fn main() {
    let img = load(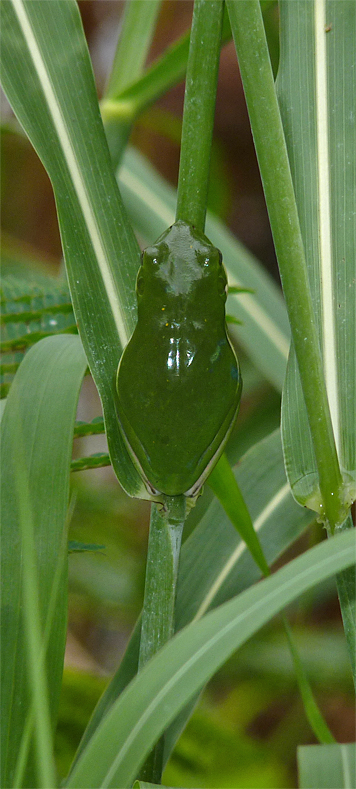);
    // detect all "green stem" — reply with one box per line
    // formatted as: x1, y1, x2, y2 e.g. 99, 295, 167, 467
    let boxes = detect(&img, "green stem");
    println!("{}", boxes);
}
138, 495, 186, 783
175, 0, 224, 232
226, 0, 345, 528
